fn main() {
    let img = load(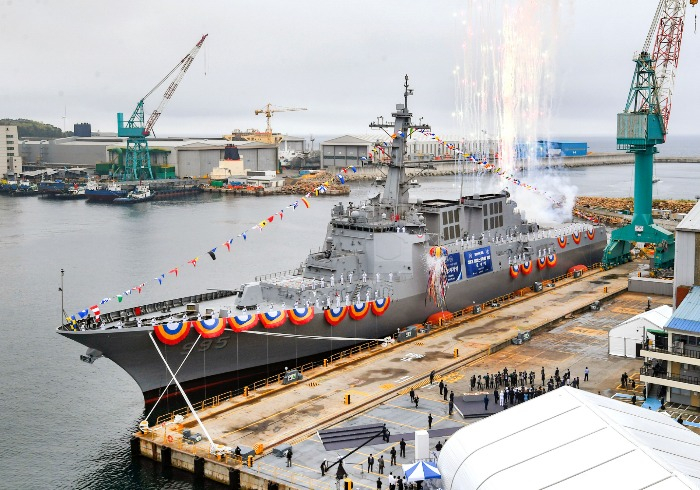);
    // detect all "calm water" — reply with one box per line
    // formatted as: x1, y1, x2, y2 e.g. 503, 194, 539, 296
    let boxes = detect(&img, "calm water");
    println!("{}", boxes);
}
1, 164, 699, 488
